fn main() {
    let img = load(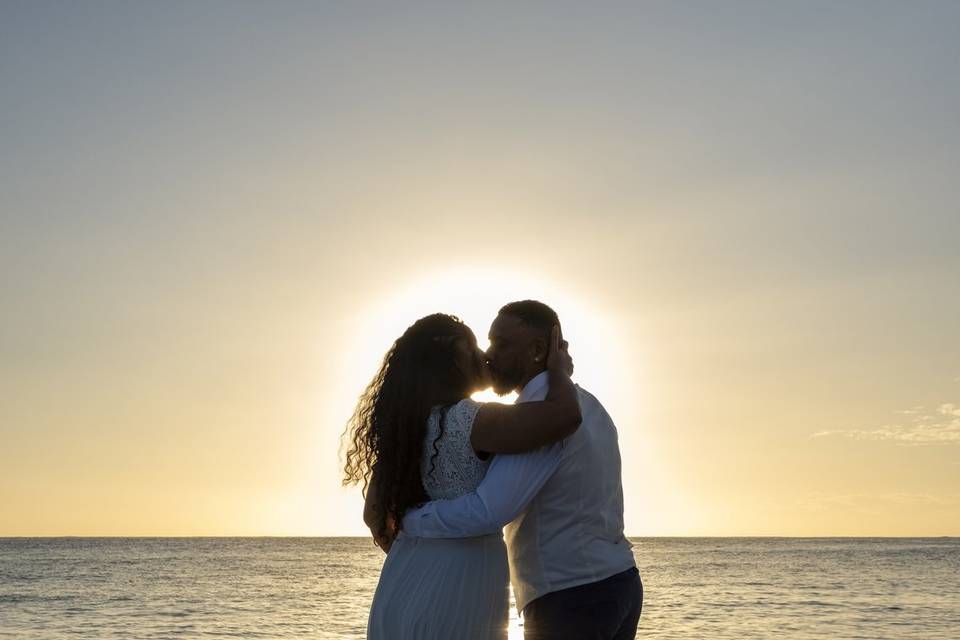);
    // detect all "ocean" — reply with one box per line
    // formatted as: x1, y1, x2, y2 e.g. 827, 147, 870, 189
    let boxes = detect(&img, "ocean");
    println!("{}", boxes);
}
1, 537, 957, 639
